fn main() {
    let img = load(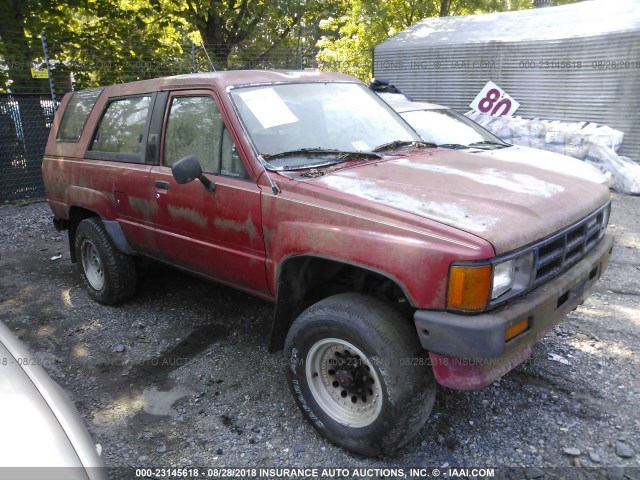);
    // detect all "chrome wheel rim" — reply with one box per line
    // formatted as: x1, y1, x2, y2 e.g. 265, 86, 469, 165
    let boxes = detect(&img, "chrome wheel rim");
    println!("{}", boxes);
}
306, 338, 382, 427
81, 240, 104, 290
